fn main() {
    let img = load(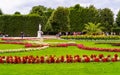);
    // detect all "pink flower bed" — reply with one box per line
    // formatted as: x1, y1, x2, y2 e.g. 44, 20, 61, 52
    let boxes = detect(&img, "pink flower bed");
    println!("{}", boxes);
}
0, 54, 119, 64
